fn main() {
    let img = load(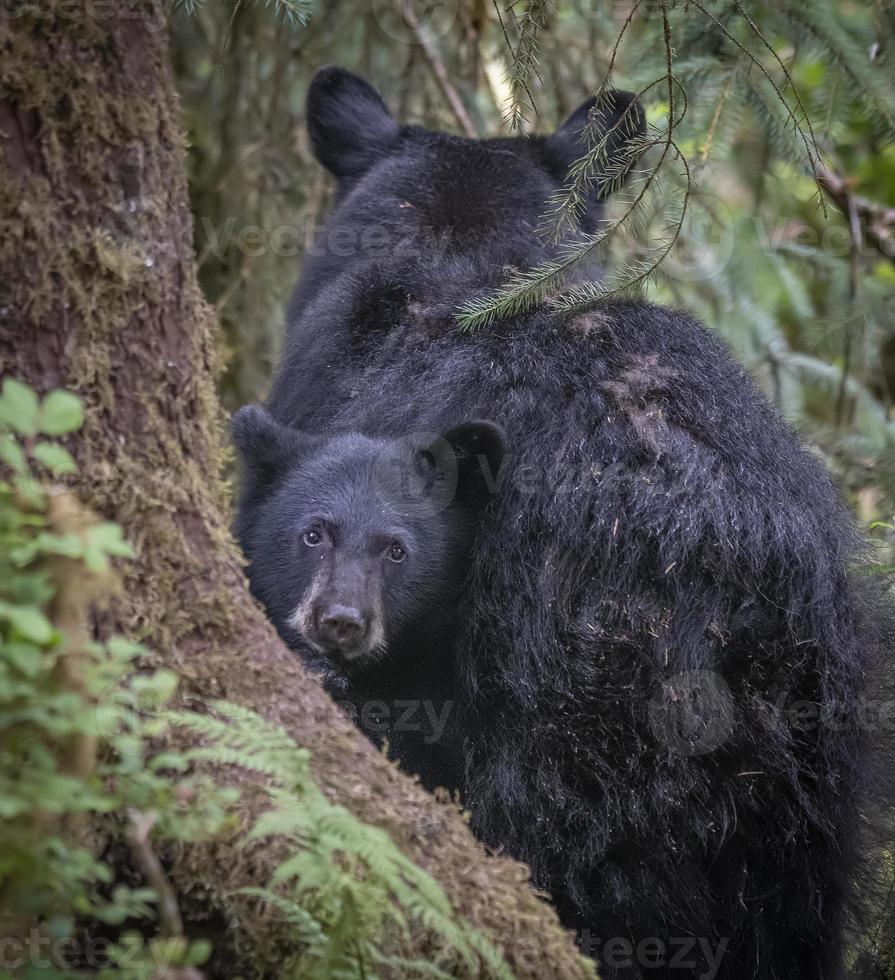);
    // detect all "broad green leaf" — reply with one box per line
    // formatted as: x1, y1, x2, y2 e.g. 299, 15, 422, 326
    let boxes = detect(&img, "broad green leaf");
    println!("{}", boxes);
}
0, 433, 26, 472
33, 532, 84, 558
142, 669, 179, 705
90, 522, 134, 555
3, 641, 43, 678
0, 379, 39, 437
31, 442, 77, 475
13, 473, 45, 509
0, 797, 28, 818
183, 939, 213, 967
39, 389, 84, 436
84, 523, 134, 570
107, 637, 143, 659
0, 601, 54, 644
